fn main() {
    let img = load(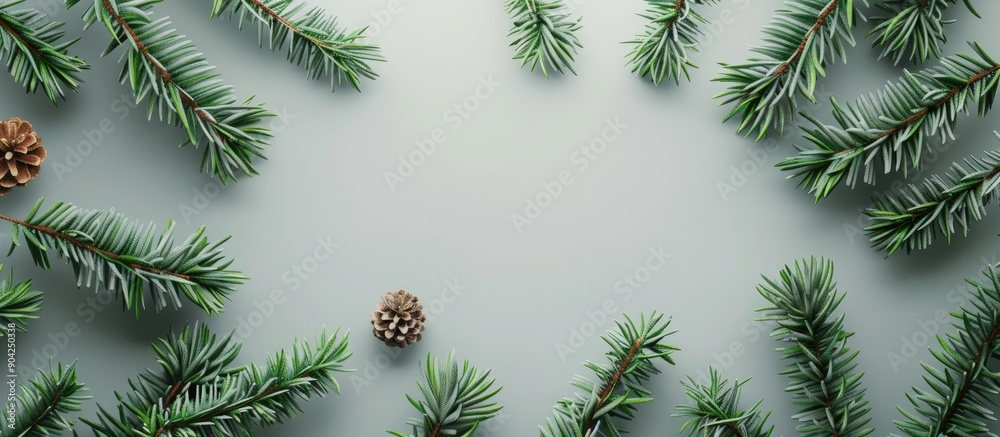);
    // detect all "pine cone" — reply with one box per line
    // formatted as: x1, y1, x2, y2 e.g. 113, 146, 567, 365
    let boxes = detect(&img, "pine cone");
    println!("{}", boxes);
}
0, 118, 45, 195
371, 290, 426, 348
